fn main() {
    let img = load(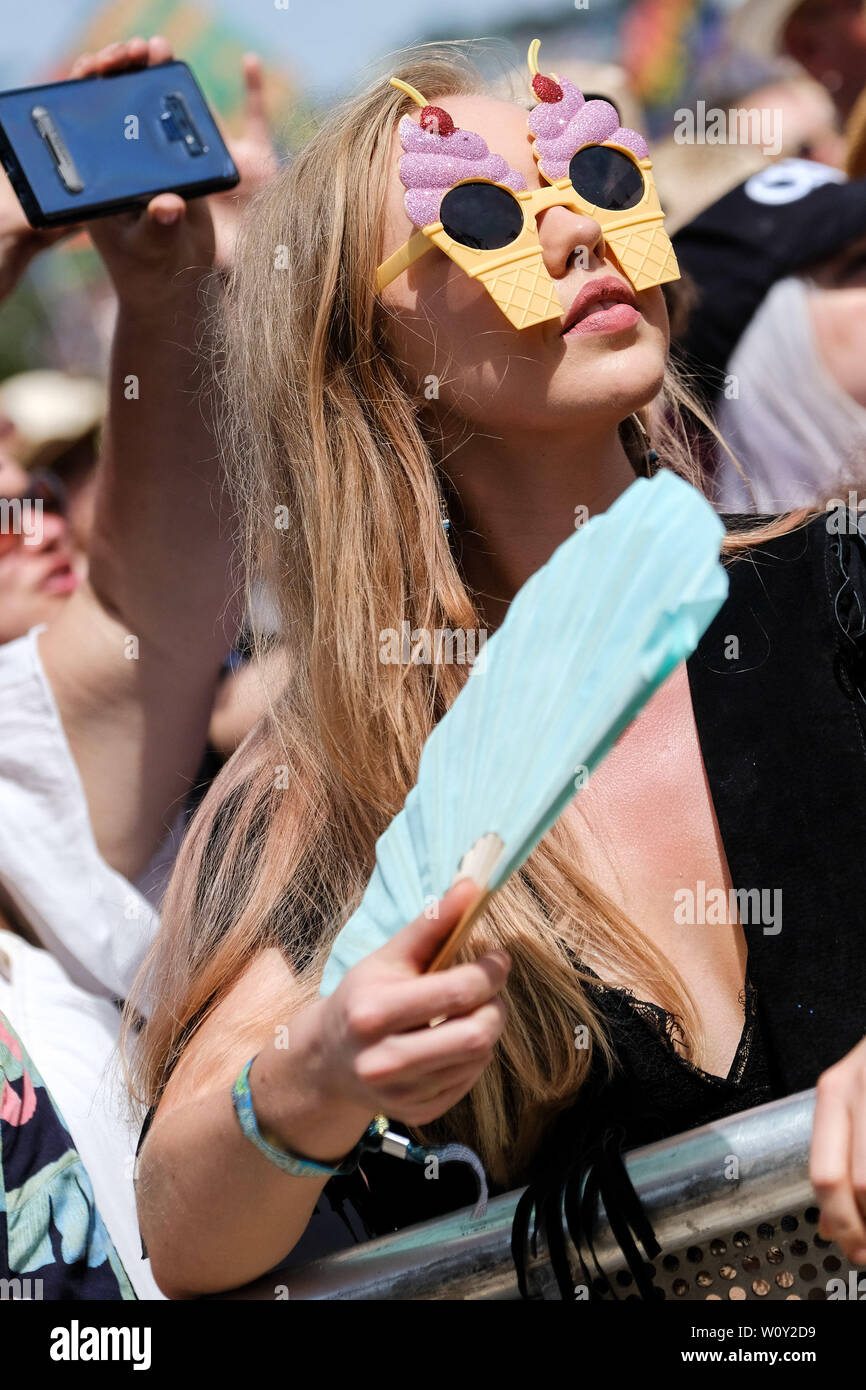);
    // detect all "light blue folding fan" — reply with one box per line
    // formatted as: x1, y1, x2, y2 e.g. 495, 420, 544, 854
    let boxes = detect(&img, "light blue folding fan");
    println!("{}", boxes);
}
320, 469, 728, 993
